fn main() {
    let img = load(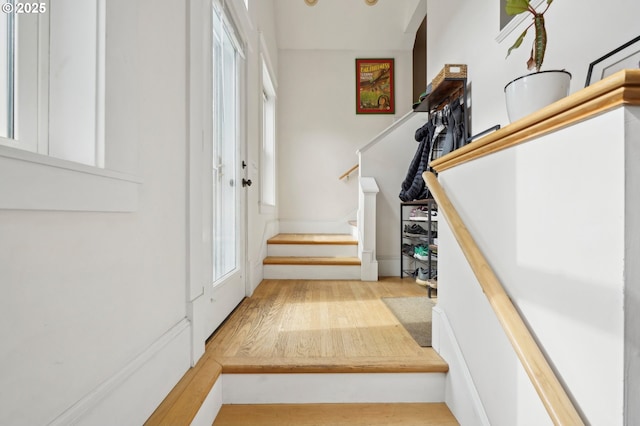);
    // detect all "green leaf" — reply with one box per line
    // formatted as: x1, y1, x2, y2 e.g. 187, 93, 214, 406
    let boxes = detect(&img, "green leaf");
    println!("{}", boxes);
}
505, 0, 531, 16
506, 28, 528, 58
